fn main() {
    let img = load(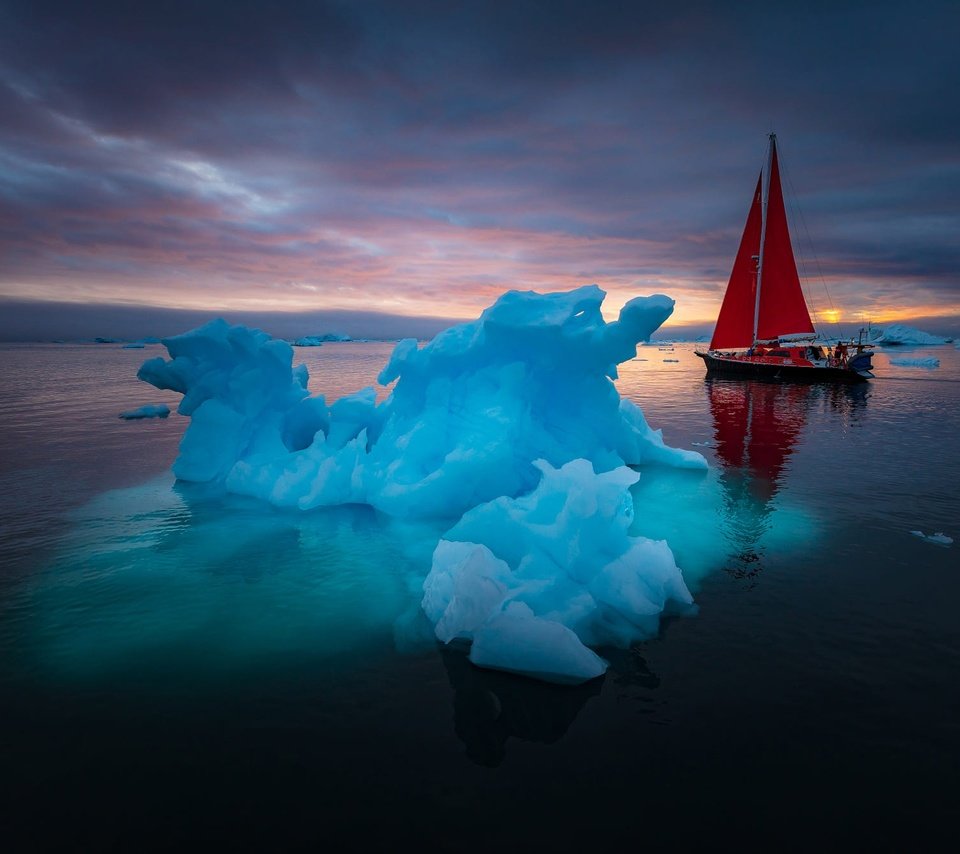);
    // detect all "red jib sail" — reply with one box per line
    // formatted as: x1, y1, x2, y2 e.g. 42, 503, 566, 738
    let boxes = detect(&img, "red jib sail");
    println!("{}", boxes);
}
710, 137, 815, 350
